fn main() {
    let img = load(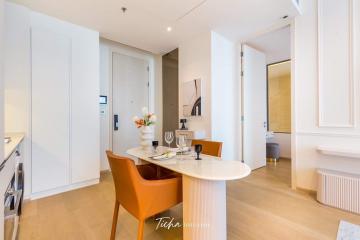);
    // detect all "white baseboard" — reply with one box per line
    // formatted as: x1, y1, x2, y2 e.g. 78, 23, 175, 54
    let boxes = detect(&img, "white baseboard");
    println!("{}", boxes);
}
28, 178, 99, 200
